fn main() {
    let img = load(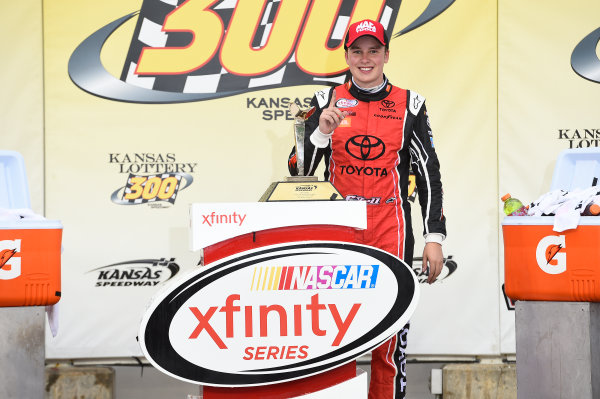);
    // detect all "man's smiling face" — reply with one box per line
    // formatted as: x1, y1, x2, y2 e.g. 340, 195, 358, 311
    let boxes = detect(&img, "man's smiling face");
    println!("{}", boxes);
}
345, 36, 389, 88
